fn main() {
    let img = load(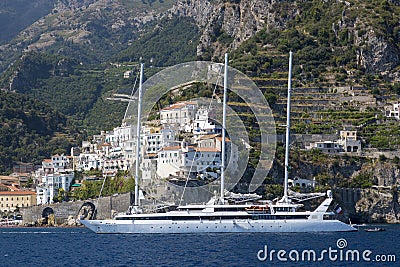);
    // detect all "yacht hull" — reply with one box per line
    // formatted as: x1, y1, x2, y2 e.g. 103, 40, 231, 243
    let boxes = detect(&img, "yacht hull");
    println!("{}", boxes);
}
80, 219, 356, 234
